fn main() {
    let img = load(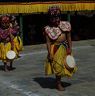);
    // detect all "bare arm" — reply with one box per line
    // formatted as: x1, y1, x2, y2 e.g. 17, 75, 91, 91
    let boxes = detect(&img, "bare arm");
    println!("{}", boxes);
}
46, 34, 51, 56
66, 31, 72, 54
44, 31, 53, 61
67, 32, 72, 49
